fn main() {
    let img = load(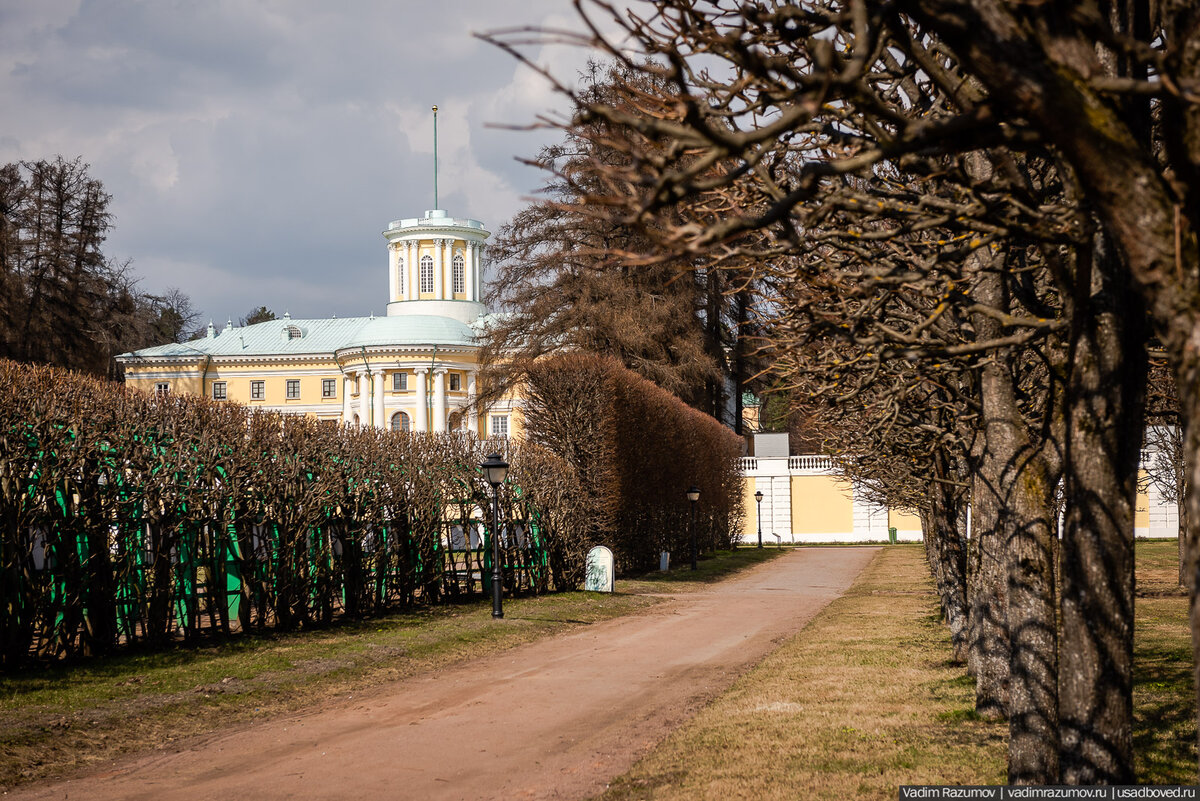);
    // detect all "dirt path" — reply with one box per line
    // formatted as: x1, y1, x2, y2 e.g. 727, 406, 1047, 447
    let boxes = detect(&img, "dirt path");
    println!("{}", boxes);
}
16, 547, 878, 801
